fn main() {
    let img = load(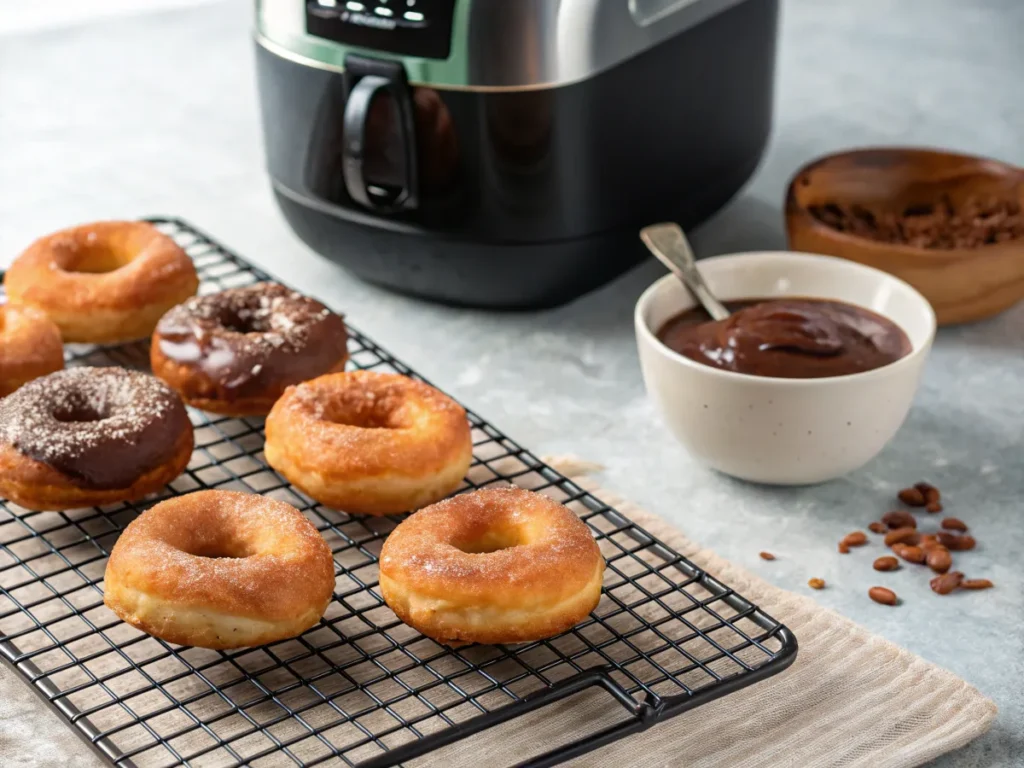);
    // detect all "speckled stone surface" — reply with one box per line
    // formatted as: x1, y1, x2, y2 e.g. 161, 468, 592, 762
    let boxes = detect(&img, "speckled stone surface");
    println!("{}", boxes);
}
0, 1, 1021, 765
